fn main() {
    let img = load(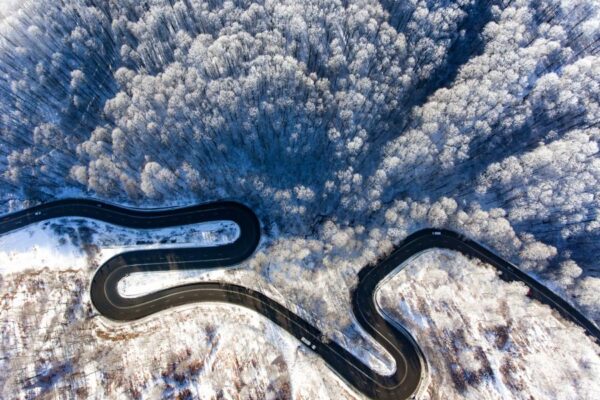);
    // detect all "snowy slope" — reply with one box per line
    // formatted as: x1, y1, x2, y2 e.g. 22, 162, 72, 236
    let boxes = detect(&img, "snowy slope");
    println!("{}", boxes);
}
377, 249, 600, 400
